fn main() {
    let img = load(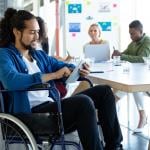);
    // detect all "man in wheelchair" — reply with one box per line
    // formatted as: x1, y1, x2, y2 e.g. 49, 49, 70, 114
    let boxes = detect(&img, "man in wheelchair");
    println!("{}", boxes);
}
0, 8, 123, 150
